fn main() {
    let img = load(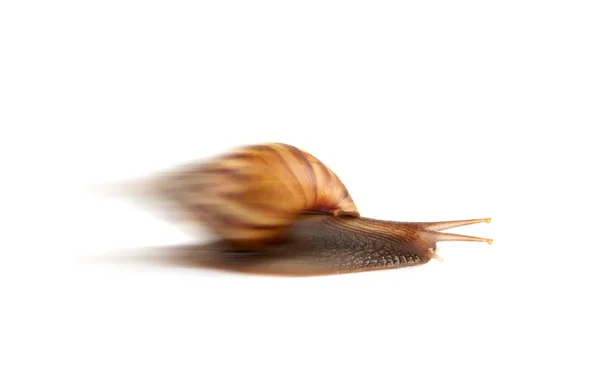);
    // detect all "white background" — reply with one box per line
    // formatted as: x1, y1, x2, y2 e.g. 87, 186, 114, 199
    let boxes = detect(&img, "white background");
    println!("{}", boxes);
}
1, 1, 599, 383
